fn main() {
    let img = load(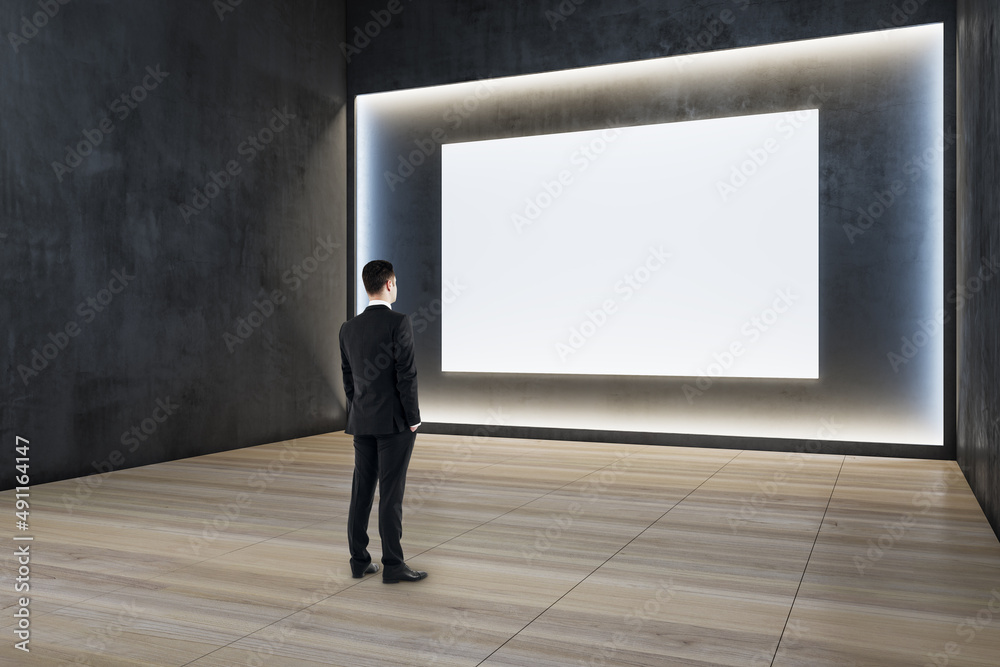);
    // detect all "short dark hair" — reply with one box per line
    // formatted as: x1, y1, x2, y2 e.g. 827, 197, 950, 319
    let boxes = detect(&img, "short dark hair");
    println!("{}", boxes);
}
362, 260, 395, 296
